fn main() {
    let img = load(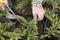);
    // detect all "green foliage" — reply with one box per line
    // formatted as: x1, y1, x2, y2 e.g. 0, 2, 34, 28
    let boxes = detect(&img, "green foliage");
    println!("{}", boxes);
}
0, 22, 15, 40
0, 15, 38, 40
15, 0, 31, 10
44, 0, 60, 9
40, 0, 60, 39
40, 9, 60, 39
0, 9, 4, 16
0, 22, 14, 31
17, 16, 38, 40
